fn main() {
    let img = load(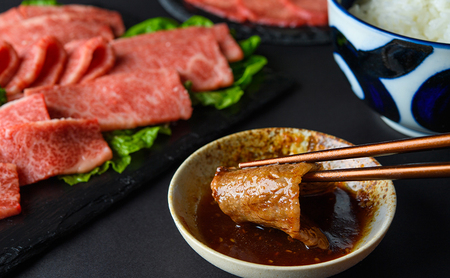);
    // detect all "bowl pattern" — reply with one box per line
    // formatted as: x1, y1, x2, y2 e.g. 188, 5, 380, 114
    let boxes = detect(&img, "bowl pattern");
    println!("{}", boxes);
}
329, 0, 450, 136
